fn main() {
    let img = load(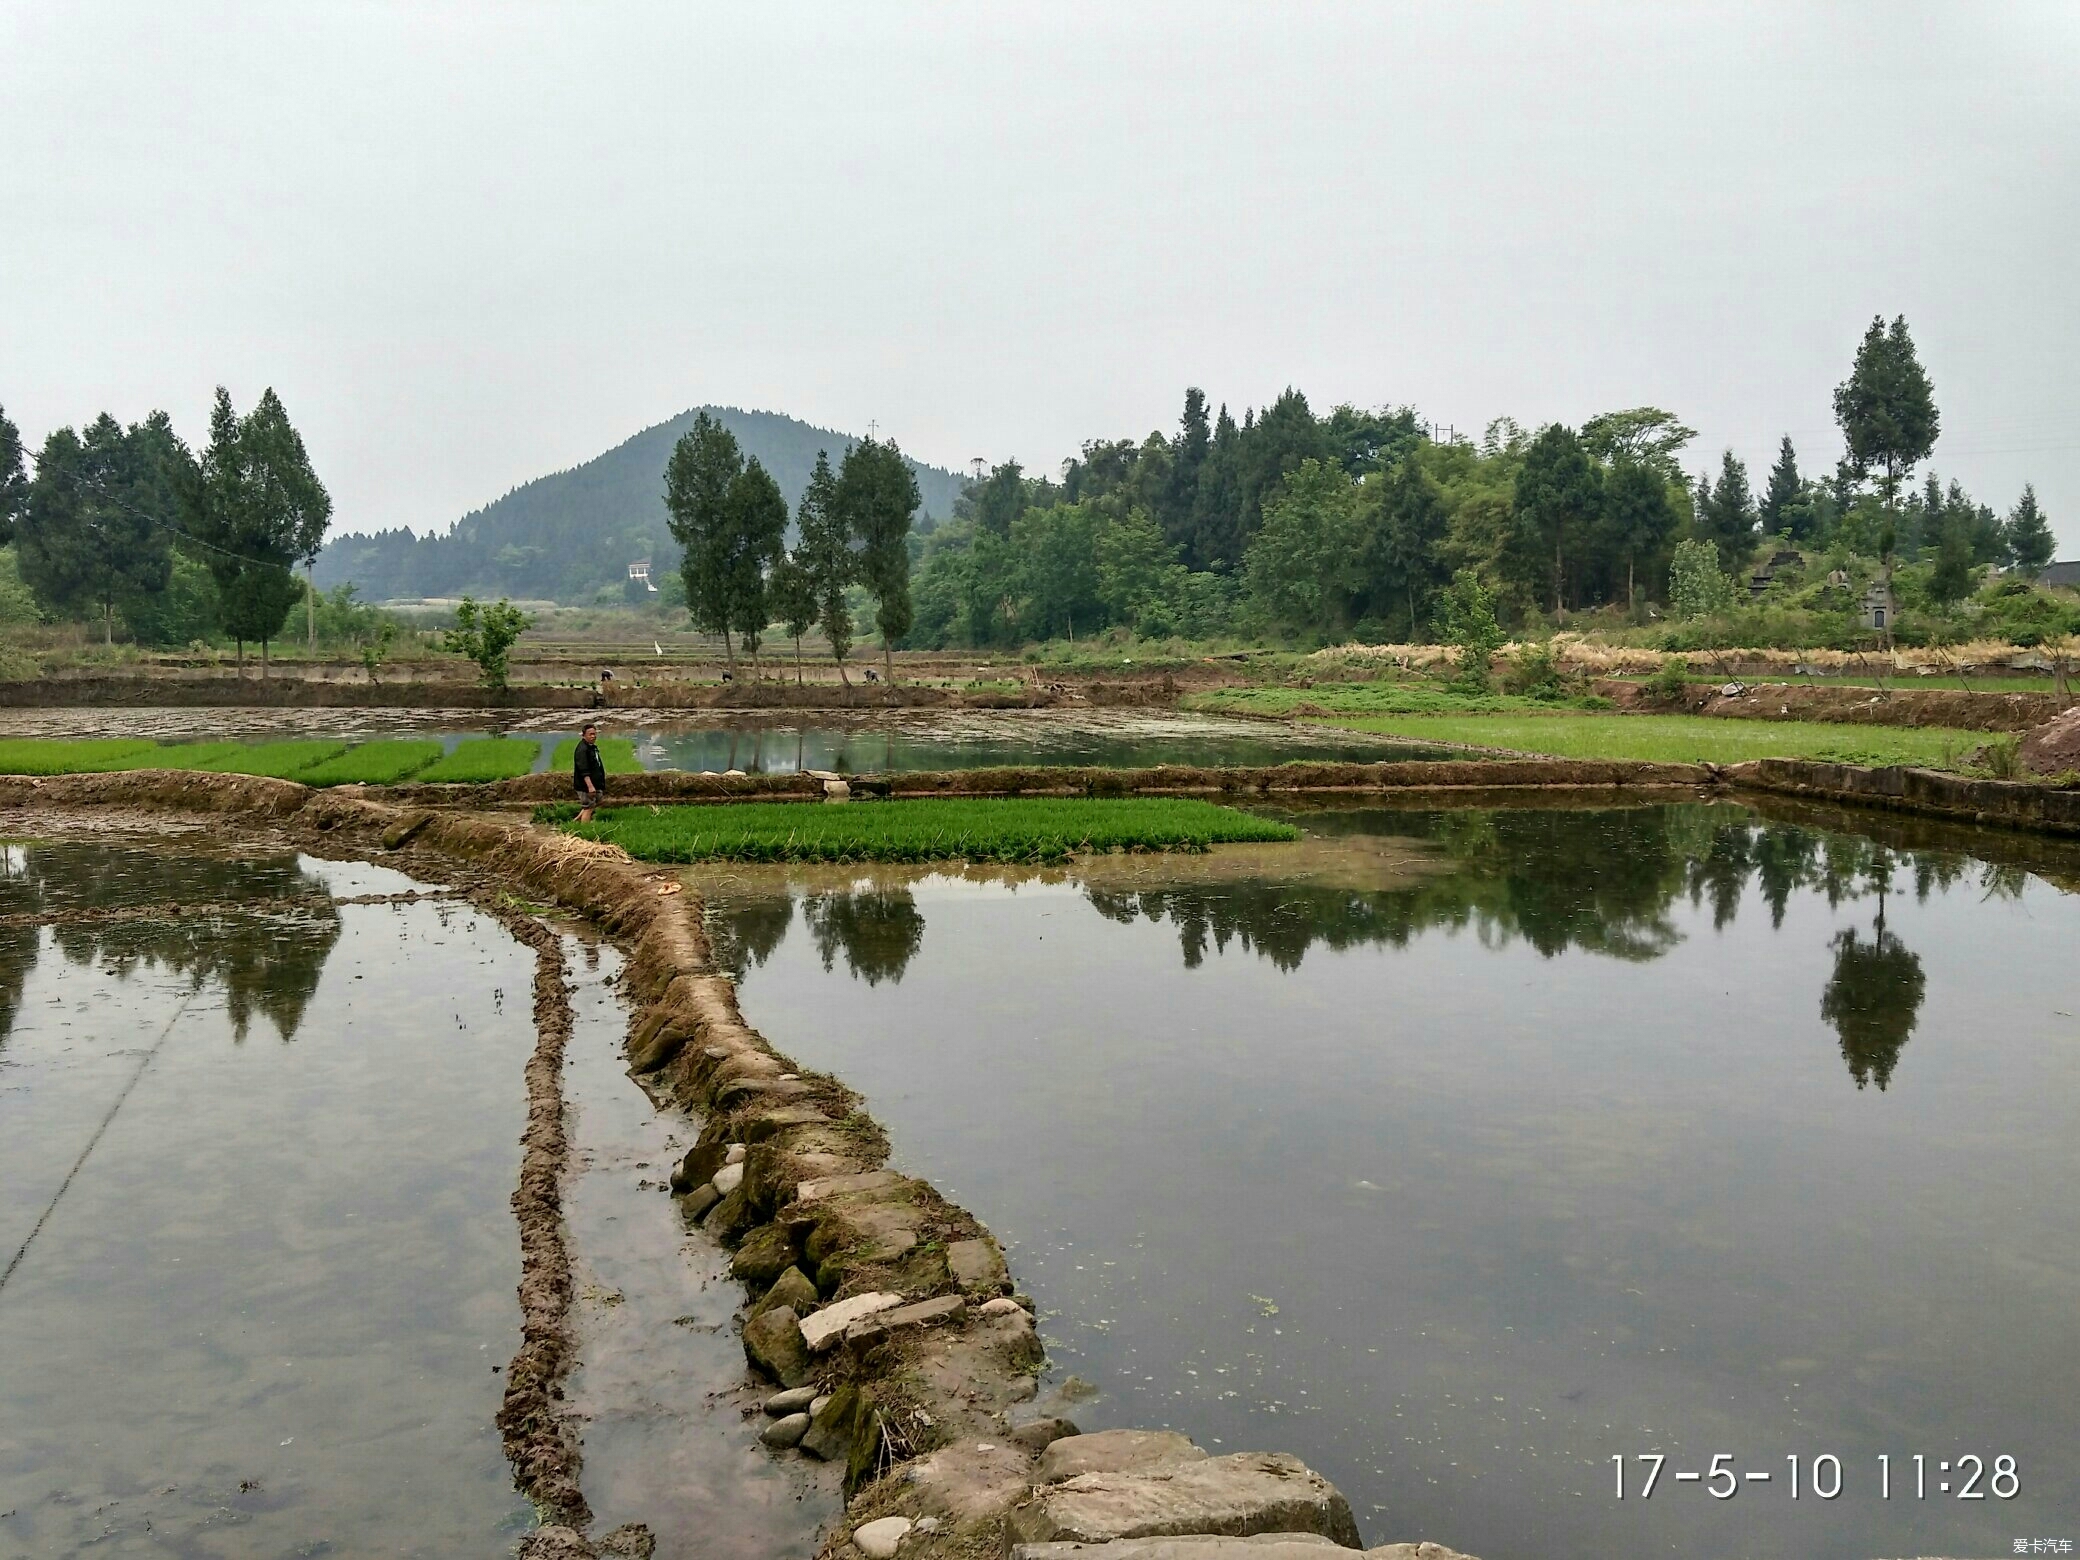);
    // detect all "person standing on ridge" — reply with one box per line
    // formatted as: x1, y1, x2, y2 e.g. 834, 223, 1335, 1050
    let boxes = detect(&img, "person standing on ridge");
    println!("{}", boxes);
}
573, 722, 607, 821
